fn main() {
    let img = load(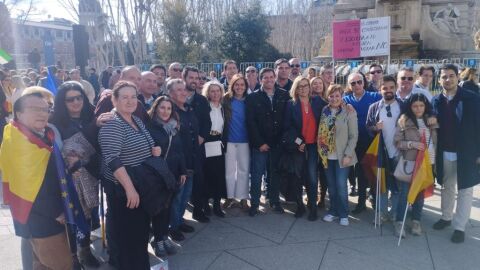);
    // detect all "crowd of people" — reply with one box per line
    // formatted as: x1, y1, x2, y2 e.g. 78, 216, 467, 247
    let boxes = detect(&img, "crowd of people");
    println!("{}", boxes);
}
0, 58, 479, 270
